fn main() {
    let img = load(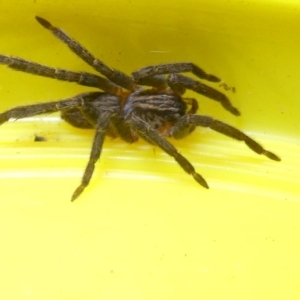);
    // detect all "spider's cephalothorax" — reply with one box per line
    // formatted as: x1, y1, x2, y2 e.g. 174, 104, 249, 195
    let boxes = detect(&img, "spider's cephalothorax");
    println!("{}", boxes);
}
0, 17, 280, 201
